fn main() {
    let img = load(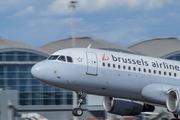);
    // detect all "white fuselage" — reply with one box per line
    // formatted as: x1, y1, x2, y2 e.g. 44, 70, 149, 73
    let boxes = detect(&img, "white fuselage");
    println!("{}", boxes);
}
31, 48, 180, 107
